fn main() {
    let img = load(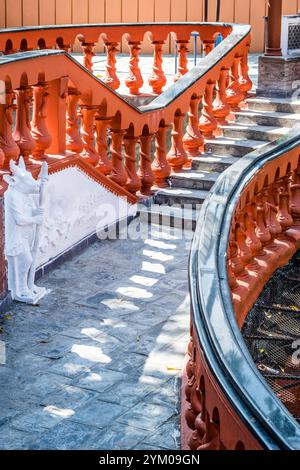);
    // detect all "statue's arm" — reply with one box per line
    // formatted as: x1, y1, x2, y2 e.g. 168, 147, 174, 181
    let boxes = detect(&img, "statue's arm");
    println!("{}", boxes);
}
13, 212, 41, 226
8, 198, 43, 226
